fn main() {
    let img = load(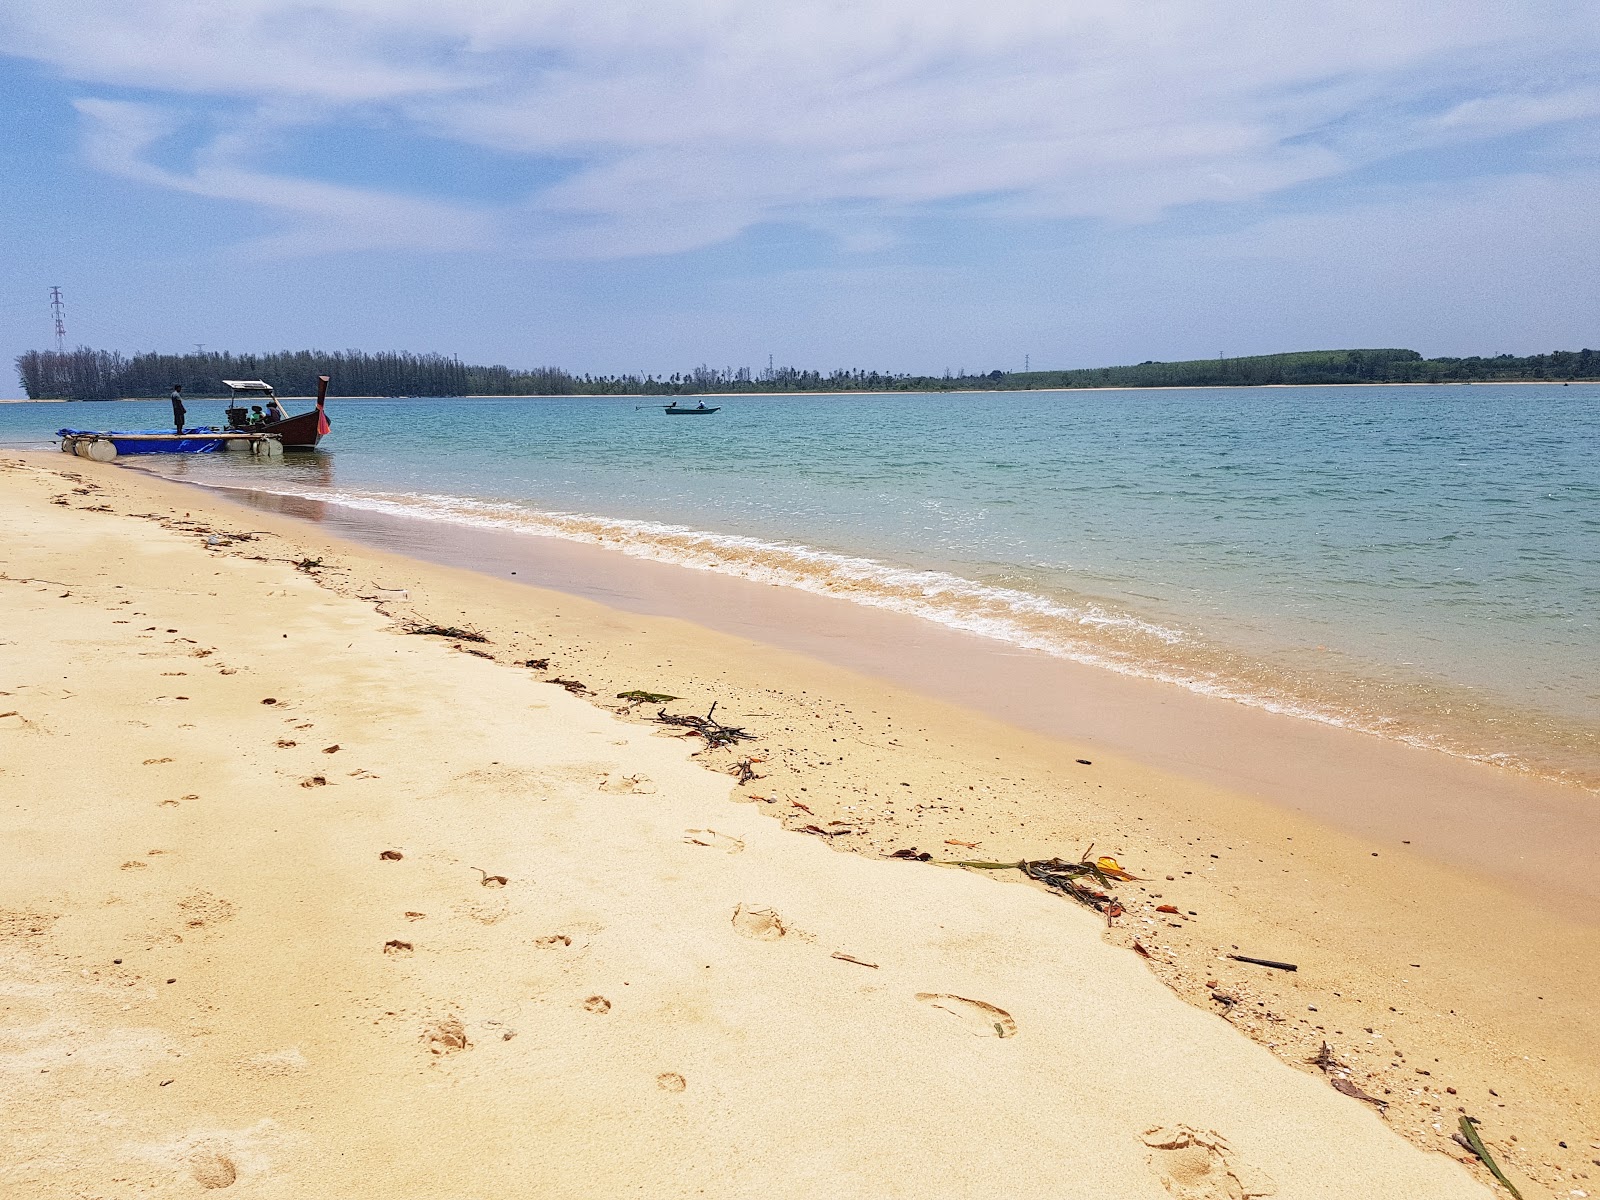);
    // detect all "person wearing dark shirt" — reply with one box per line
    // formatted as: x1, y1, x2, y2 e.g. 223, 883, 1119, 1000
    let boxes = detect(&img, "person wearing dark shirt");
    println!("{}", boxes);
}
169, 384, 186, 434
